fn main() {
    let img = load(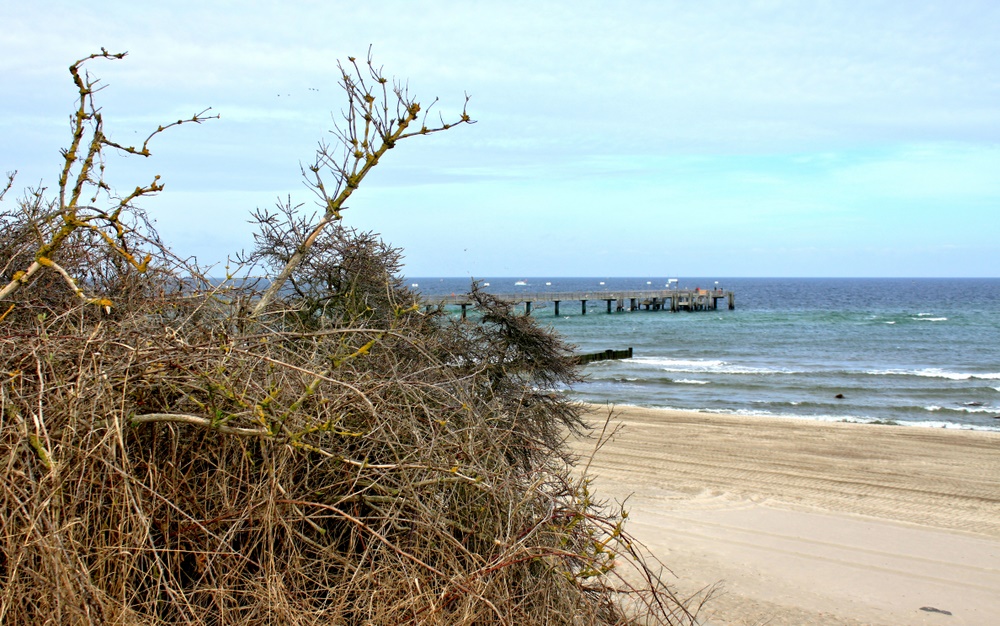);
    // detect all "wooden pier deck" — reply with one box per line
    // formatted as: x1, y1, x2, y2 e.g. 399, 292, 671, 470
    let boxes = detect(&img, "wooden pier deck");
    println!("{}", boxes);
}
428, 289, 735, 318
